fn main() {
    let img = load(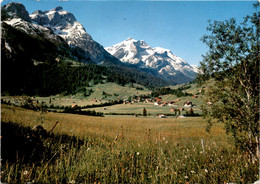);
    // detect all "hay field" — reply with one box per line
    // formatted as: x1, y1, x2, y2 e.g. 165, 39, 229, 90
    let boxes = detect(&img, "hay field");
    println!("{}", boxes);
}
85, 102, 201, 116
1, 104, 220, 141
1, 104, 258, 183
